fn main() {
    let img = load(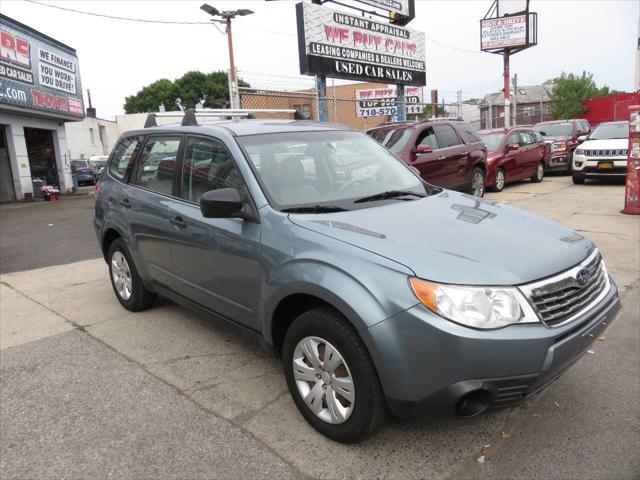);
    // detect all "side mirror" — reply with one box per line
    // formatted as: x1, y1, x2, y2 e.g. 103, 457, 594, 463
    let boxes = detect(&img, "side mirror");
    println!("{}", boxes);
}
415, 144, 433, 154
506, 143, 520, 152
577, 135, 587, 143
200, 188, 244, 219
